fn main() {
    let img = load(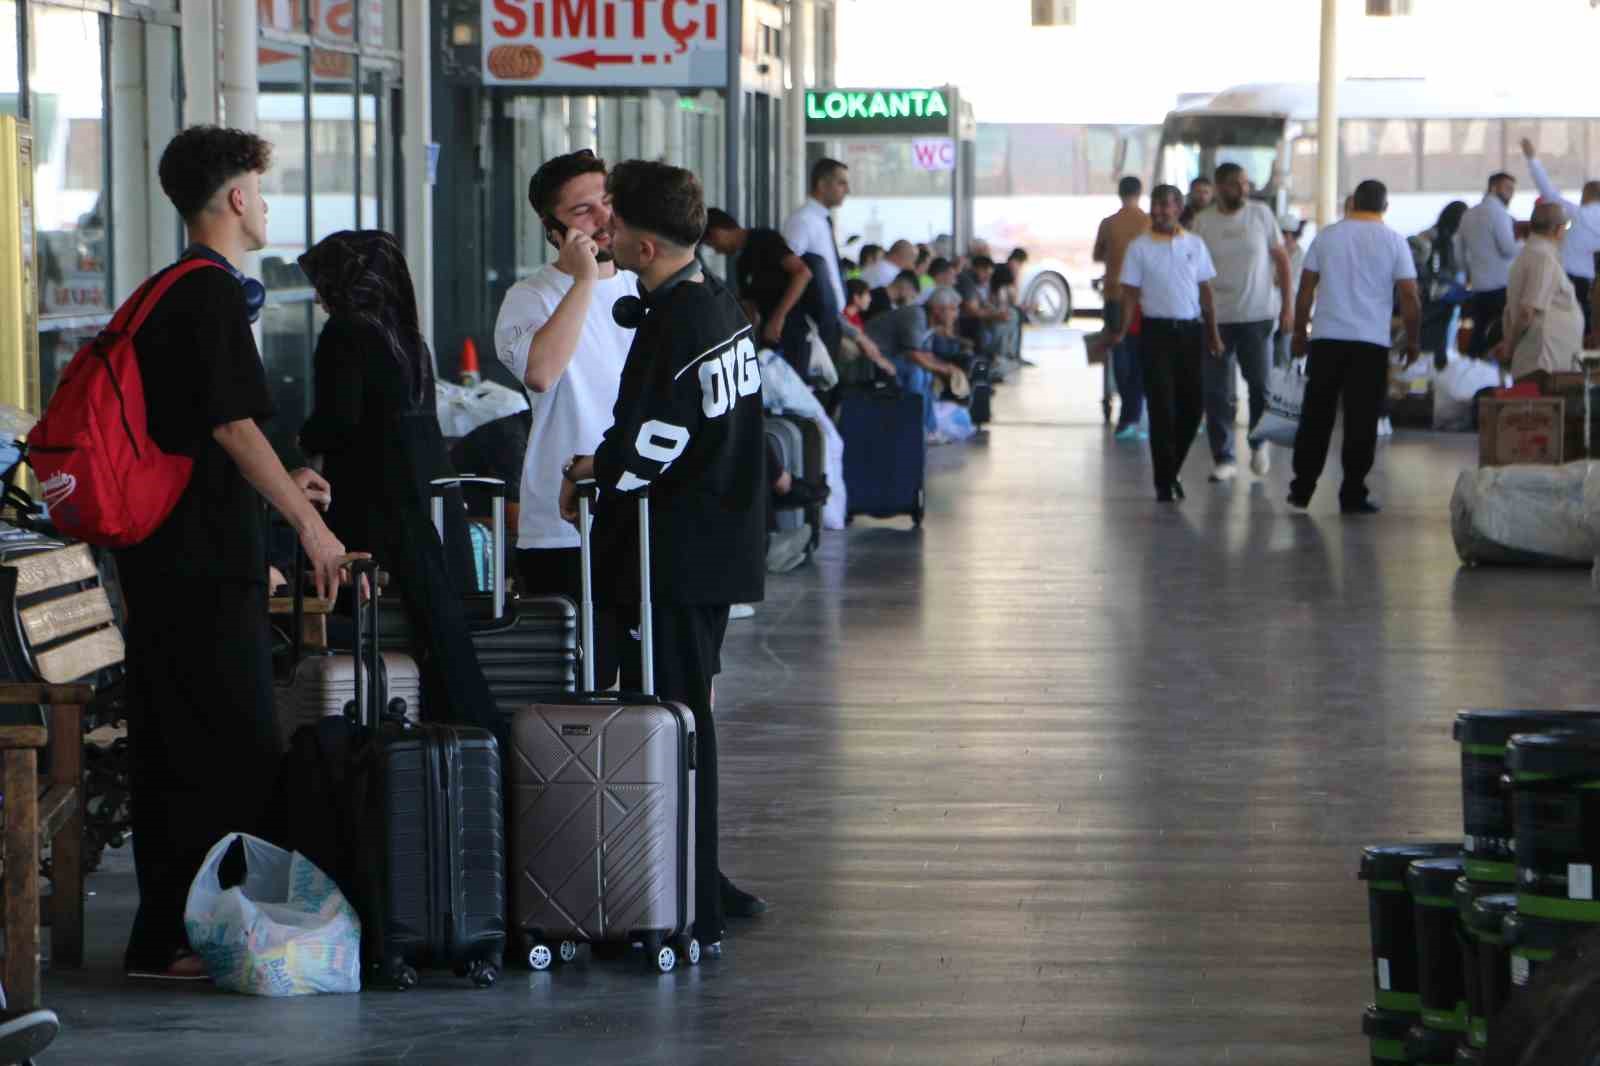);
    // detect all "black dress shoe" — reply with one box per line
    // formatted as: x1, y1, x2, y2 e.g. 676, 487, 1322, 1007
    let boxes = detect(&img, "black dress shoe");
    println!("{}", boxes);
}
1341, 499, 1382, 515
1286, 492, 1311, 510
1172, 479, 1186, 501
721, 874, 769, 917
1156, 486, 1175, 503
